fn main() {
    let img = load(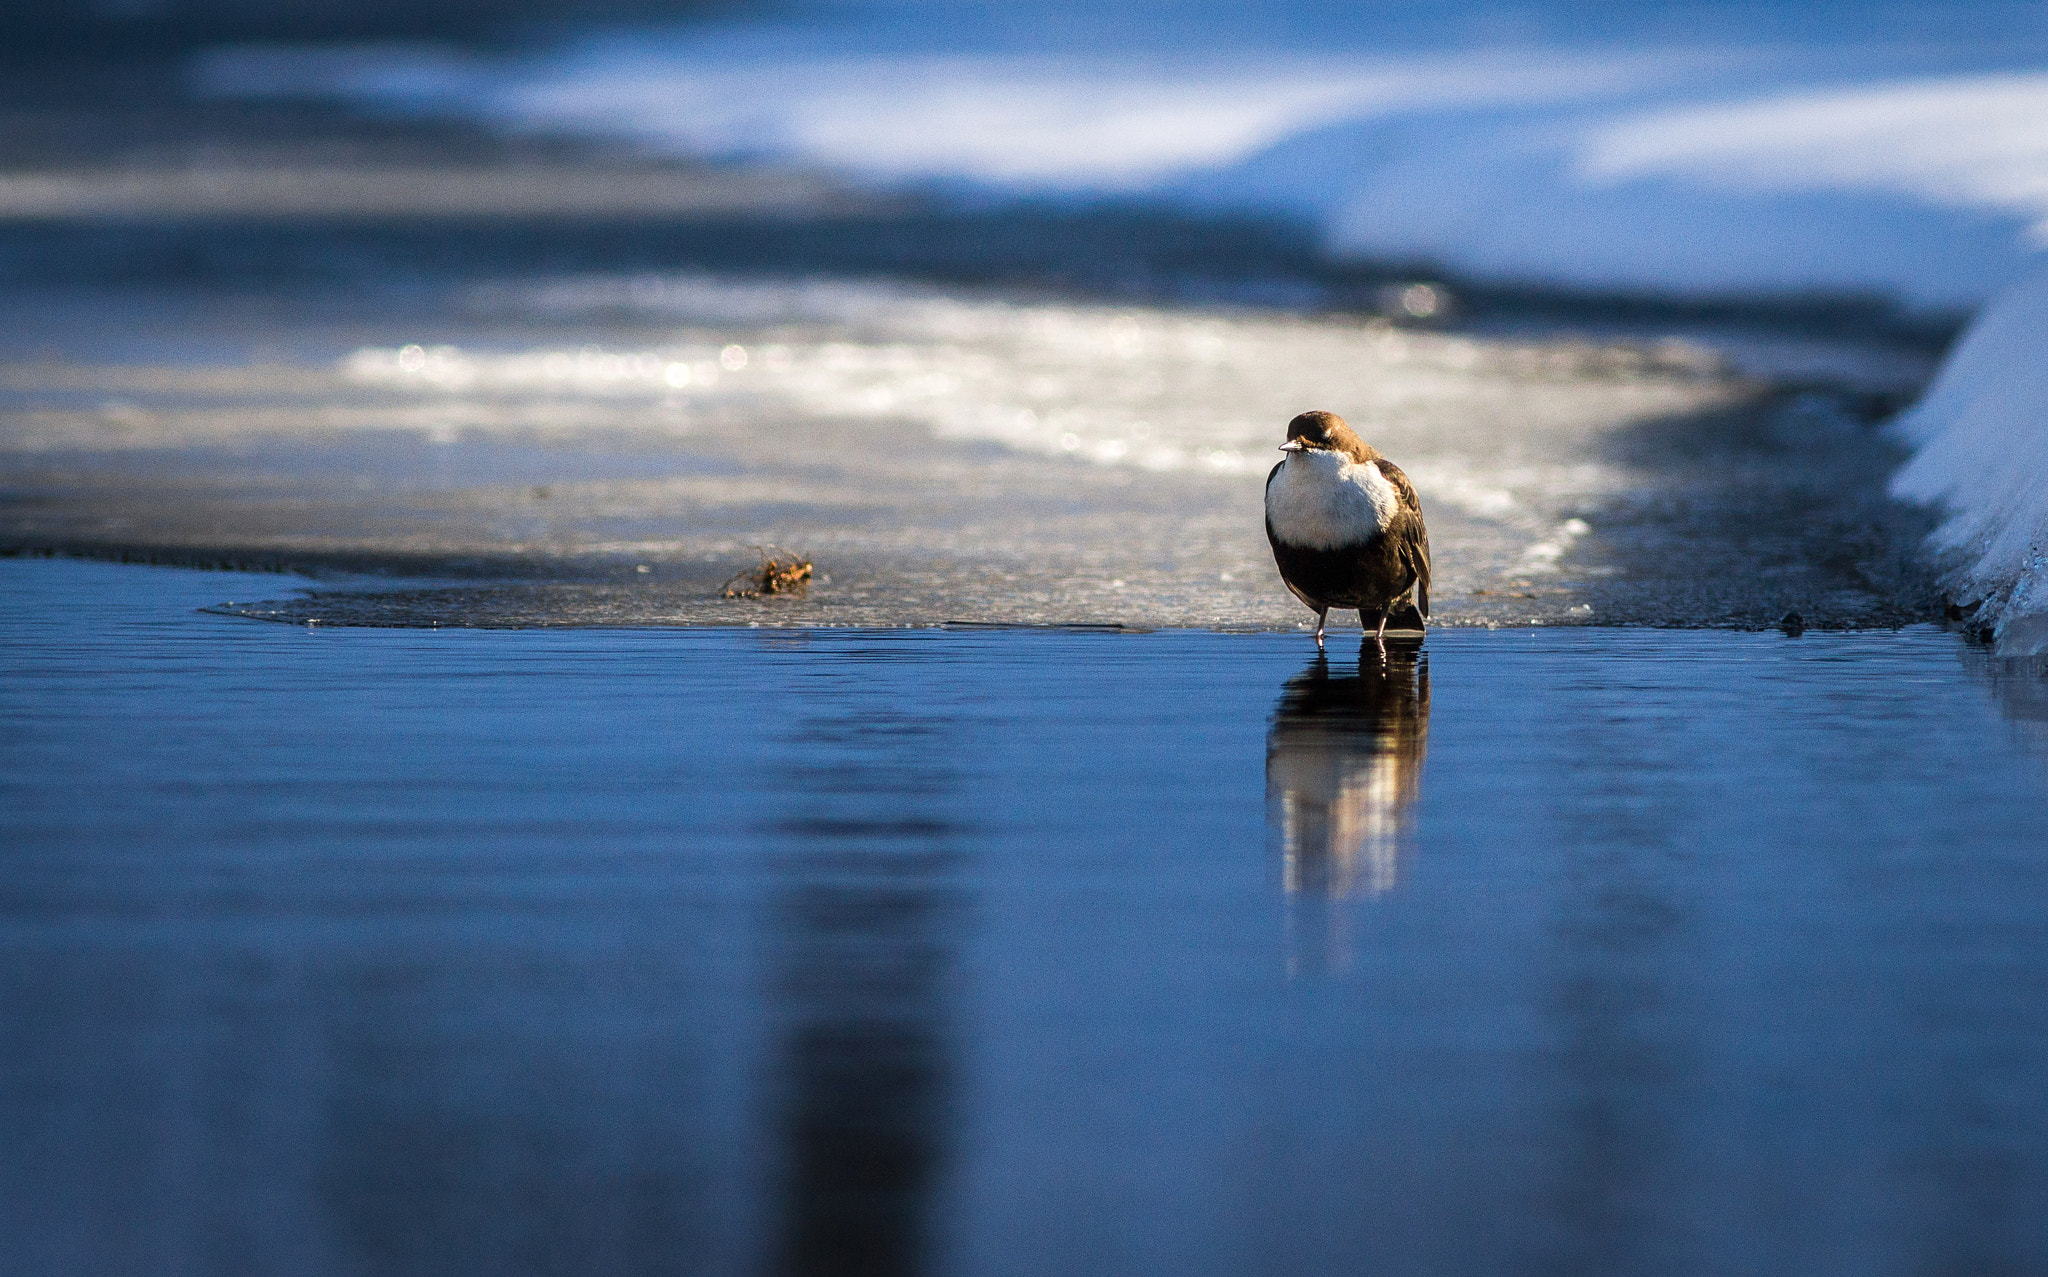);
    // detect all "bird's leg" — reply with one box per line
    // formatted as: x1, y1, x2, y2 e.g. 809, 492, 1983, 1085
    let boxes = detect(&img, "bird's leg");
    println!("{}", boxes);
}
1374, 612, 1388, 642
1314, 608, 1327, 649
